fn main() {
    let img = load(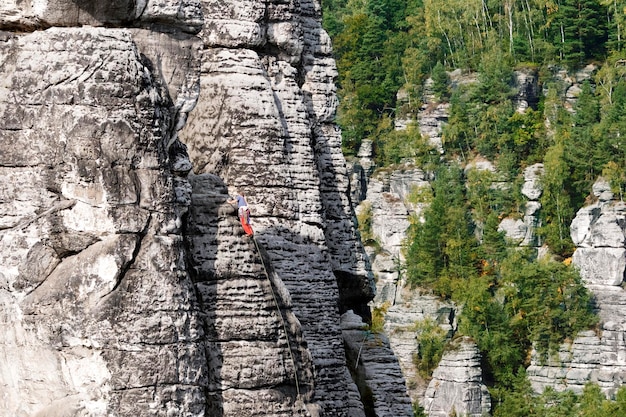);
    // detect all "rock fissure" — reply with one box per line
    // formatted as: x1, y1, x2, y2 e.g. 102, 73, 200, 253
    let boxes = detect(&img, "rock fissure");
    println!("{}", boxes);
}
99, 222, 150, 302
